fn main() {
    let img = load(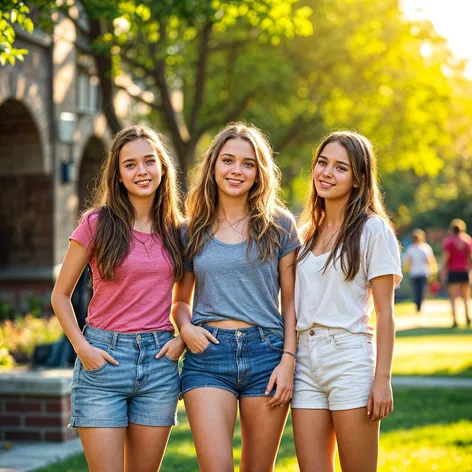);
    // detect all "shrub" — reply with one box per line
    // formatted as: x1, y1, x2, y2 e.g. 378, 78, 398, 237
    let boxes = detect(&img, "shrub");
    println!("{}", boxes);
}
0, 315, 63, 366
